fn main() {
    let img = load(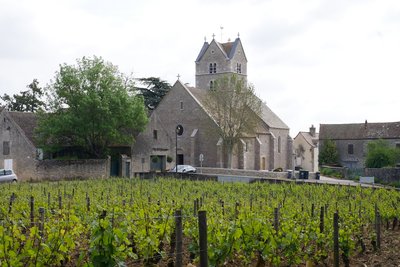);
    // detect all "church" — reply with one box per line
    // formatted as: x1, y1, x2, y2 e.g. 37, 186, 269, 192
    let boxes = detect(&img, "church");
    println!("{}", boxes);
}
131, 36, 293, 172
